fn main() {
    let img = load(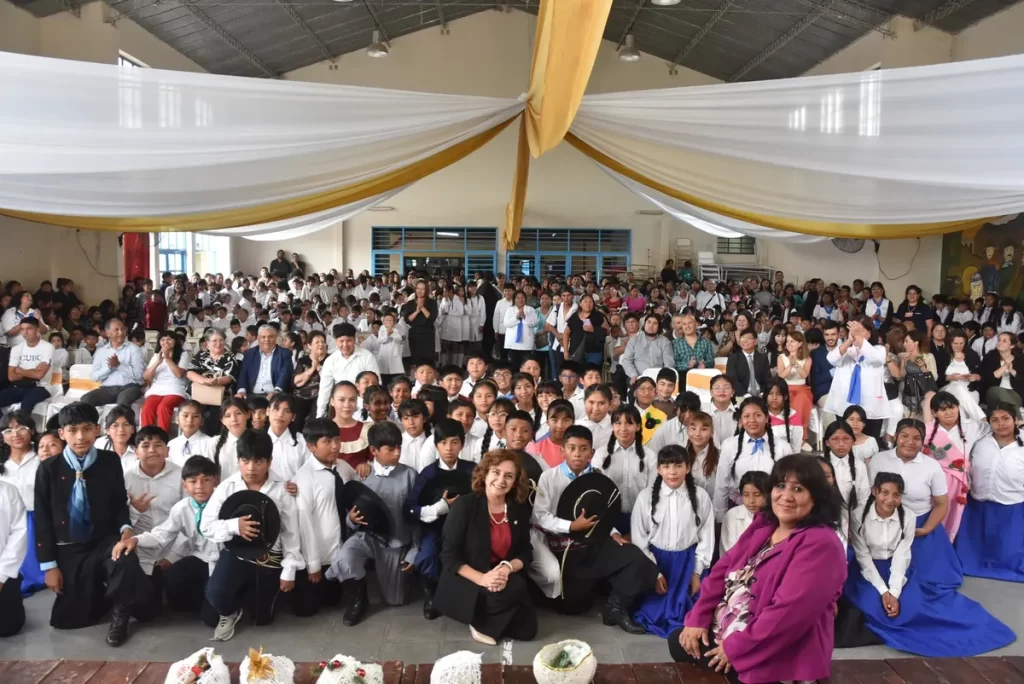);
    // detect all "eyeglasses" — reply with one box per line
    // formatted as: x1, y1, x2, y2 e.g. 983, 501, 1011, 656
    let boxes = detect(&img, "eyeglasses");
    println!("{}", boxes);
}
2, 426, 31, 436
